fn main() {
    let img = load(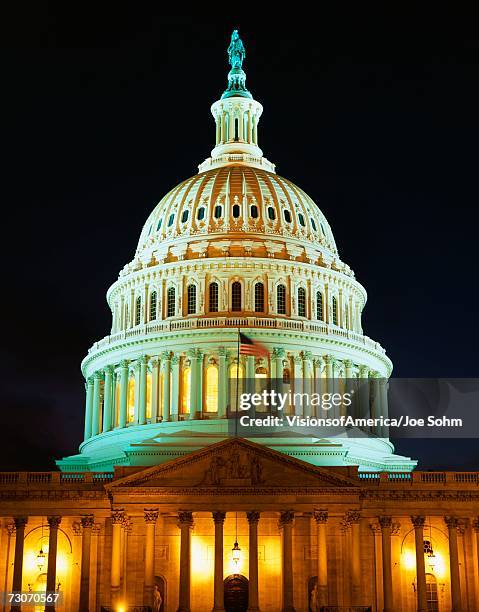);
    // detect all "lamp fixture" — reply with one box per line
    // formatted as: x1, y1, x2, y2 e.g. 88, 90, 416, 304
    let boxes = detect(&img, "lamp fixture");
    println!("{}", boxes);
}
232, 512, 241, 568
